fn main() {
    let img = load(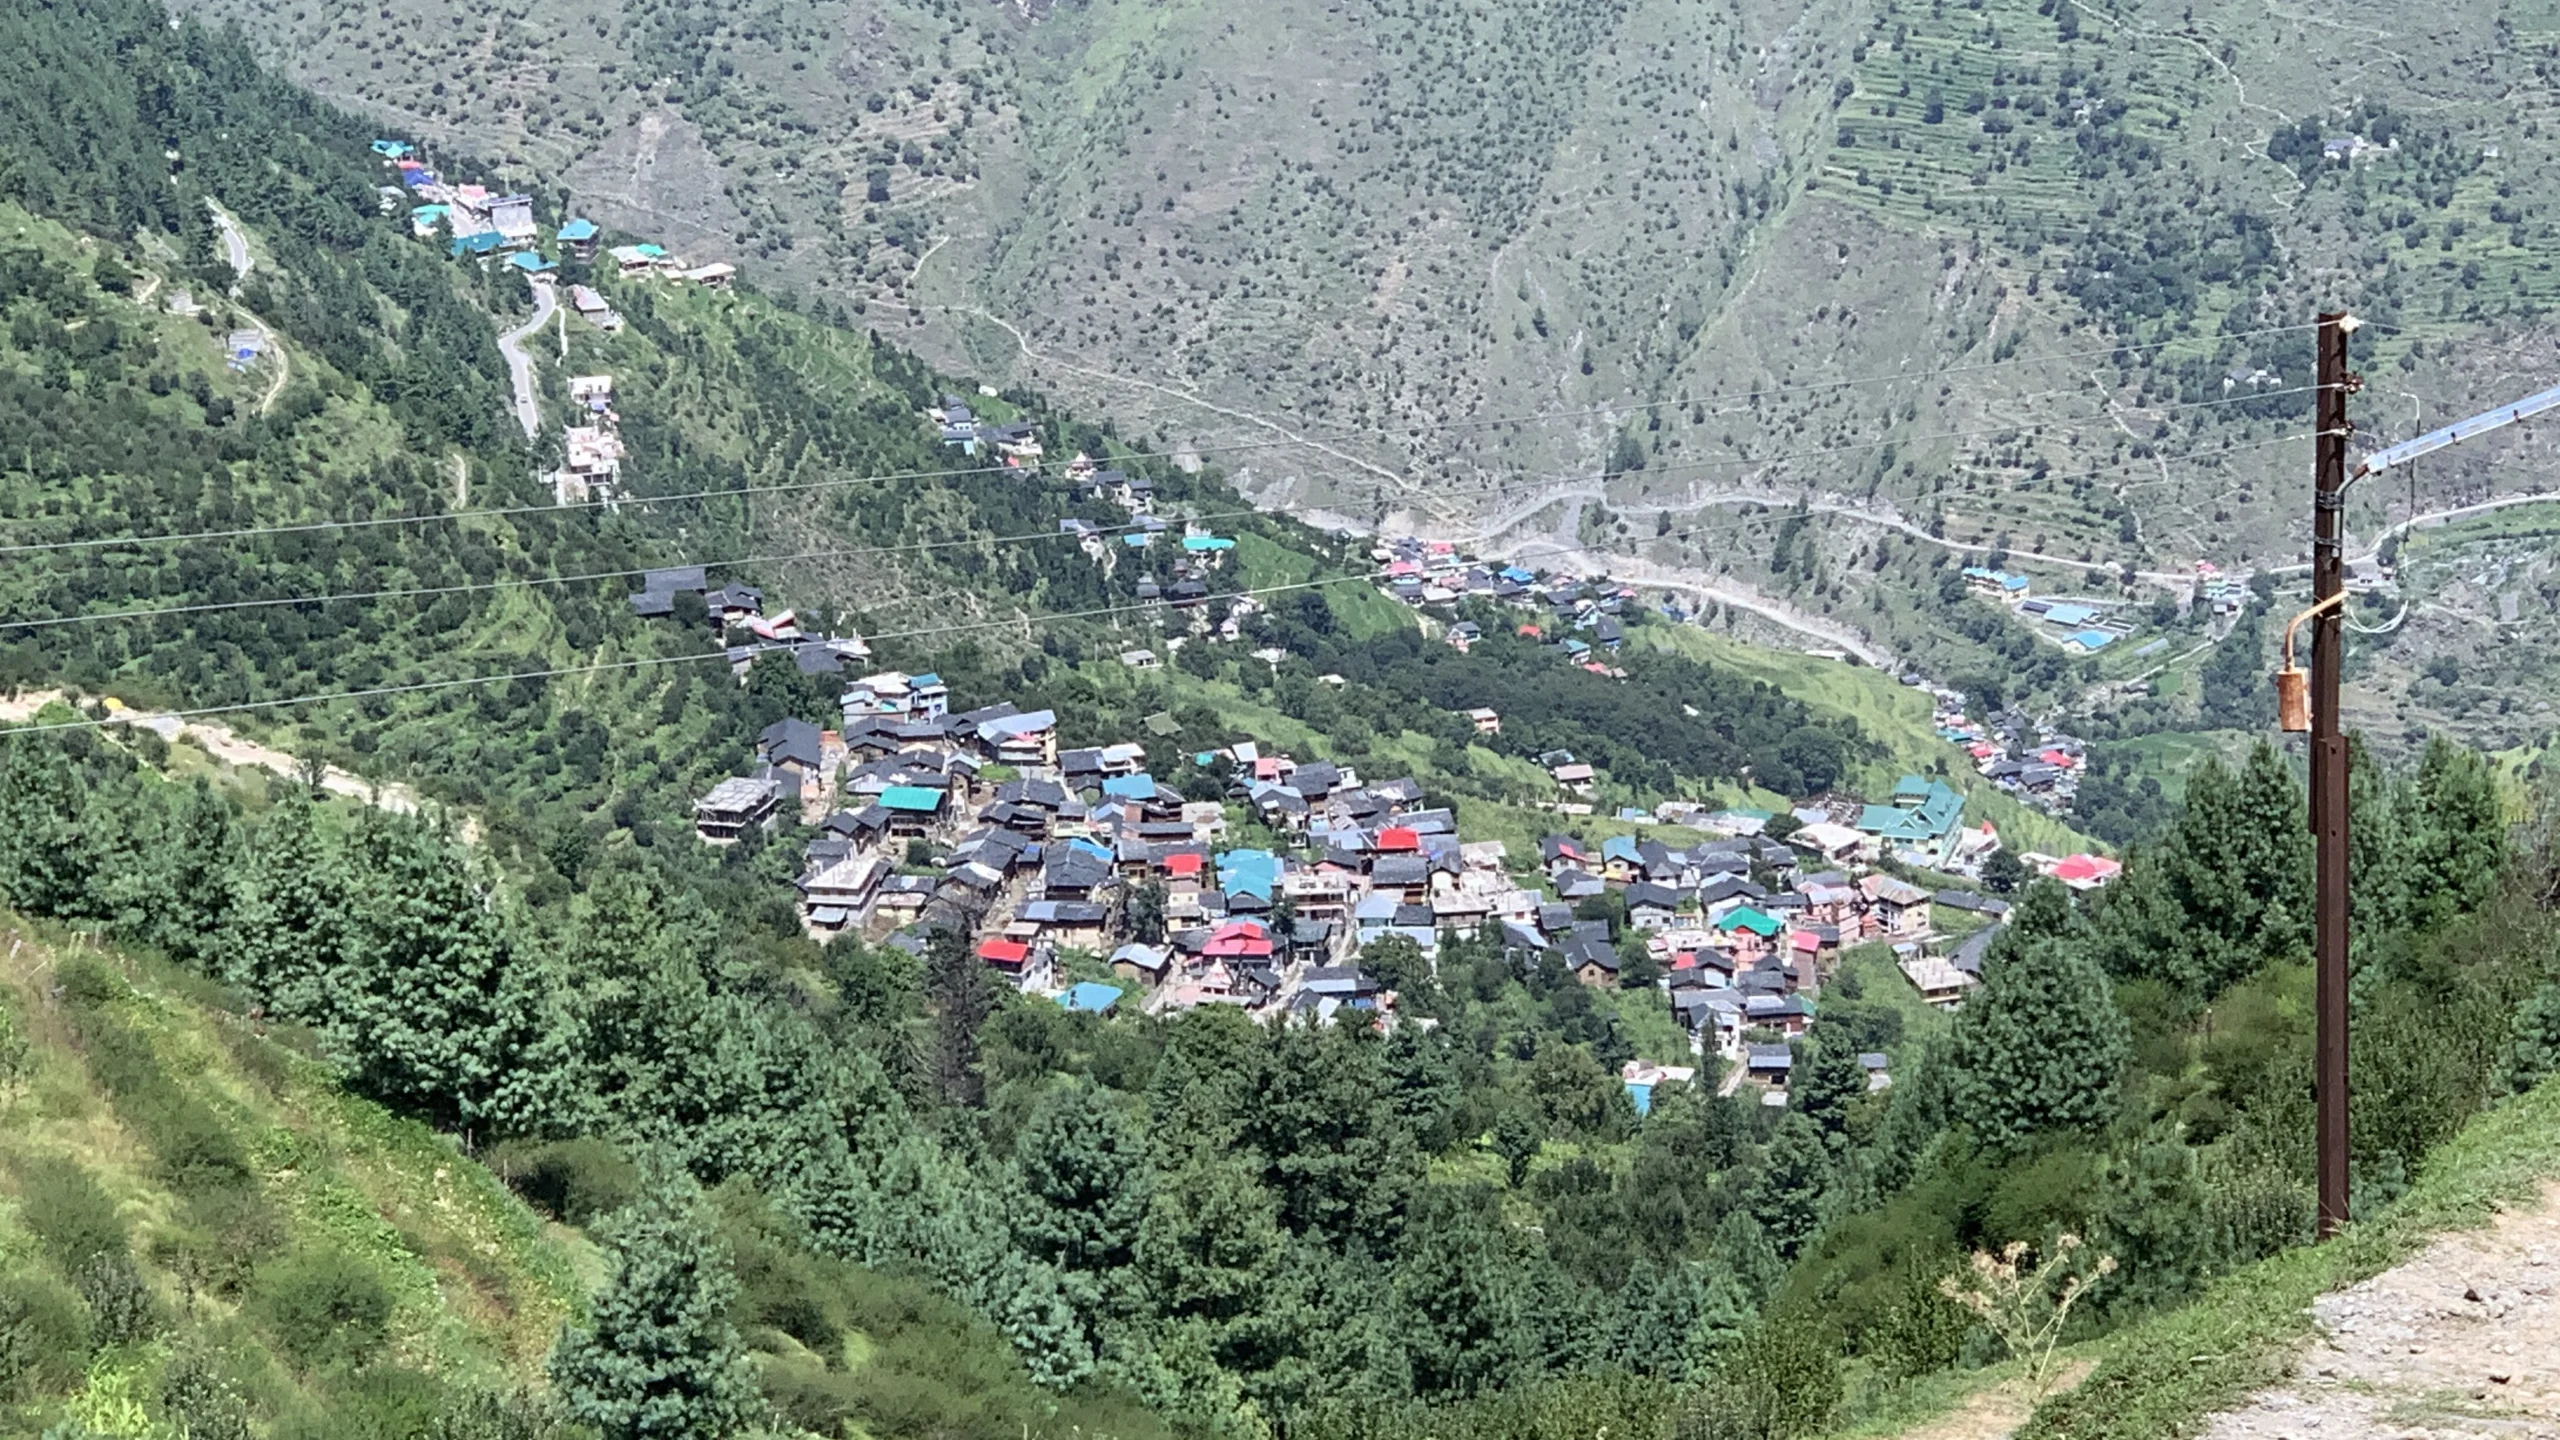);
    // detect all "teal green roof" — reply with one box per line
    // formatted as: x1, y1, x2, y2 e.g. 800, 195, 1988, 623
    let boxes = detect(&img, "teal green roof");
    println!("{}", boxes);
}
1718, 906, 1782, 937
880, 785, 945, 813
1858, 778, 1964, 843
